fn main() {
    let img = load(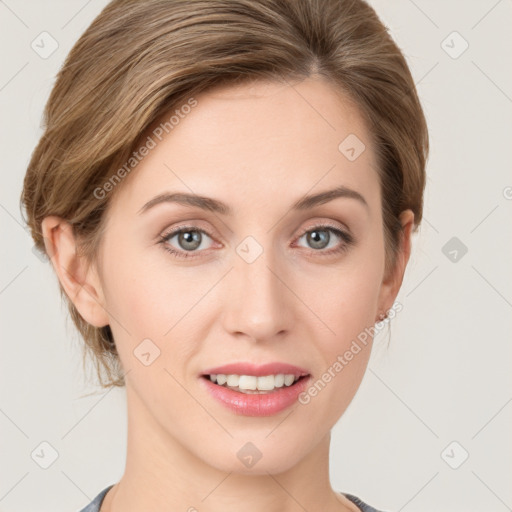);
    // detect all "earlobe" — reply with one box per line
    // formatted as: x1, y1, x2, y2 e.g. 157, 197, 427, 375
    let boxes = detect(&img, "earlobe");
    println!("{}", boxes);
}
41, 216, 110, 328
376, 210, 415, 321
